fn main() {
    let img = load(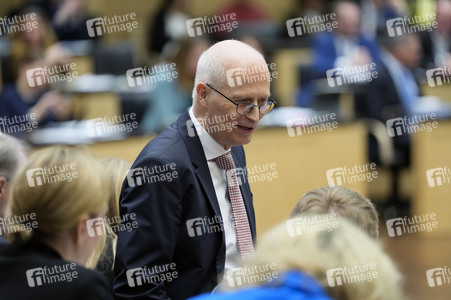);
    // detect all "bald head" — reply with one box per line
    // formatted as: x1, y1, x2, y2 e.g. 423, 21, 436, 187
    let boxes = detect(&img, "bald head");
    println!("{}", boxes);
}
190, 39, 271, 149
192, 40, 267, 100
